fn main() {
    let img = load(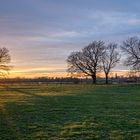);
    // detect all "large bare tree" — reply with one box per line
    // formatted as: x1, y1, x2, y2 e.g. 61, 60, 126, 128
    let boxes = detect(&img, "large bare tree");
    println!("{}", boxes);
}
102, 43, 120, 84
122, 37, 140, 71
0, 47, 11, 76
67, 41, 105, 84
